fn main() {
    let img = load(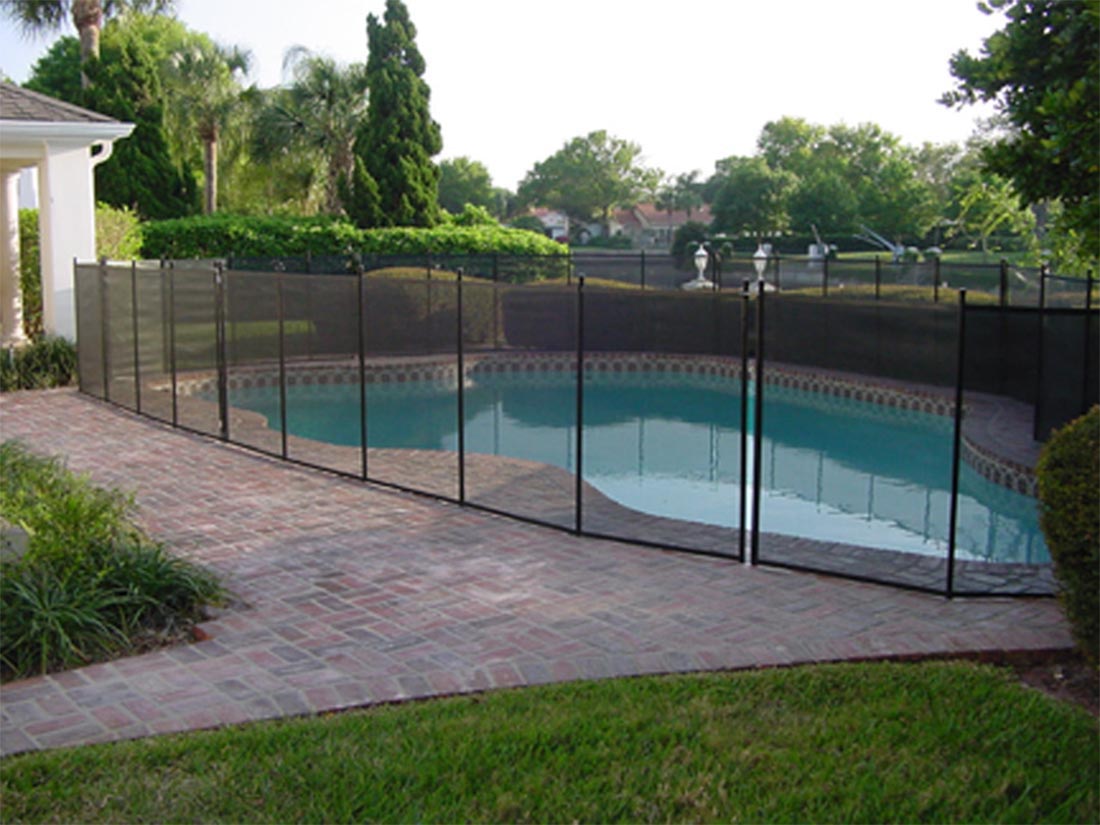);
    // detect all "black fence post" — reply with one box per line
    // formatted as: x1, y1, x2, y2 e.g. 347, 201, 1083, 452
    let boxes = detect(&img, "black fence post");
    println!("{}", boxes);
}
946, 288, 967, 598
357, 266, 368, 480
1081, 271, 1094, 424
129, 260, 142, 413
739, 280, 750, 562
277, 273, 289, 460
933, 257, 941, 304
750, 278, 766, 565
99, 258, 110, 402
456, 267, 466, 505
640, 249, 647, 290
574, 275, 586, 535
1033, 265, 1048, 441
822, 255, 829, 297
214, 263, 229, 442
874, 255, 882, 300
168, 264, 178, 427
999, 259, 1008, 307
